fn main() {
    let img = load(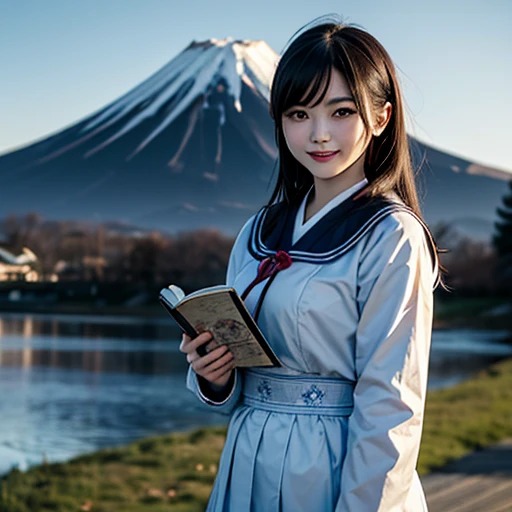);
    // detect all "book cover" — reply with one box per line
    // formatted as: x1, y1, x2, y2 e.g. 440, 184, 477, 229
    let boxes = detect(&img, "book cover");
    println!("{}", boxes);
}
159, 285, 281, 368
